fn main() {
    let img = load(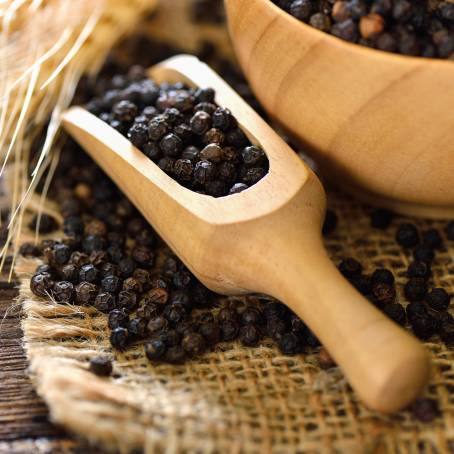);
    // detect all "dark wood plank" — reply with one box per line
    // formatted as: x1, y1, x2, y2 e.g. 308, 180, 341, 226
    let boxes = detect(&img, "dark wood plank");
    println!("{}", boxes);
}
0, 287, 67, 442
